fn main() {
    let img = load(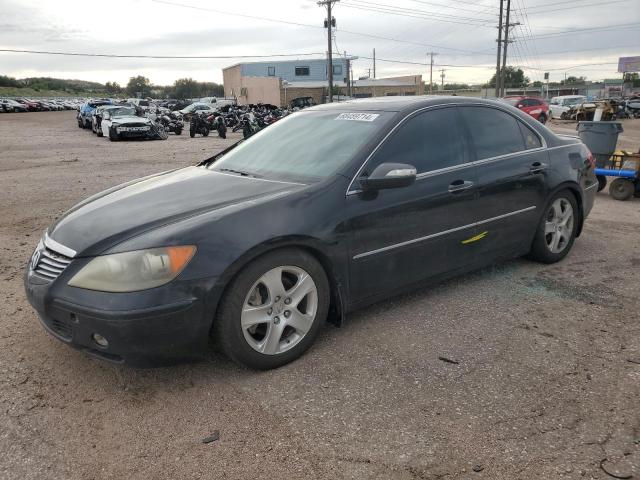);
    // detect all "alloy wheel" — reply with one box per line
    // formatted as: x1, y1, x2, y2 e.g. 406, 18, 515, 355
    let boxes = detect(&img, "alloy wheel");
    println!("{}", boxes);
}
544, 198, 574, 253
241, 266, 318, 355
